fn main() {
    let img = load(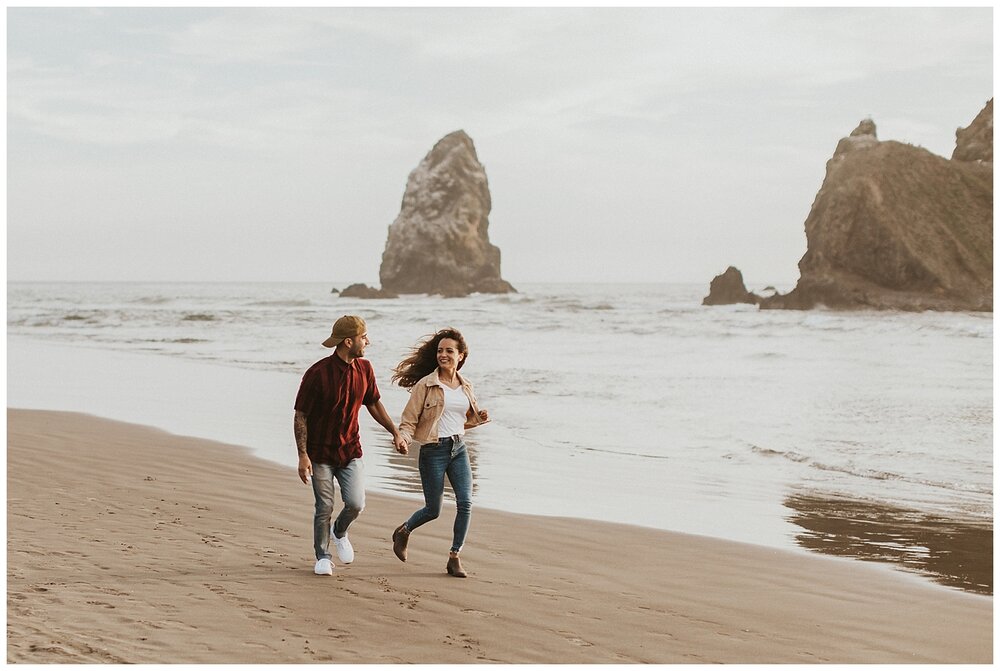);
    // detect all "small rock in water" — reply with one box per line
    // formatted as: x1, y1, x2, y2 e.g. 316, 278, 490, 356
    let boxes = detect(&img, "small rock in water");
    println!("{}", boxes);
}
339, 283, 398, 299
